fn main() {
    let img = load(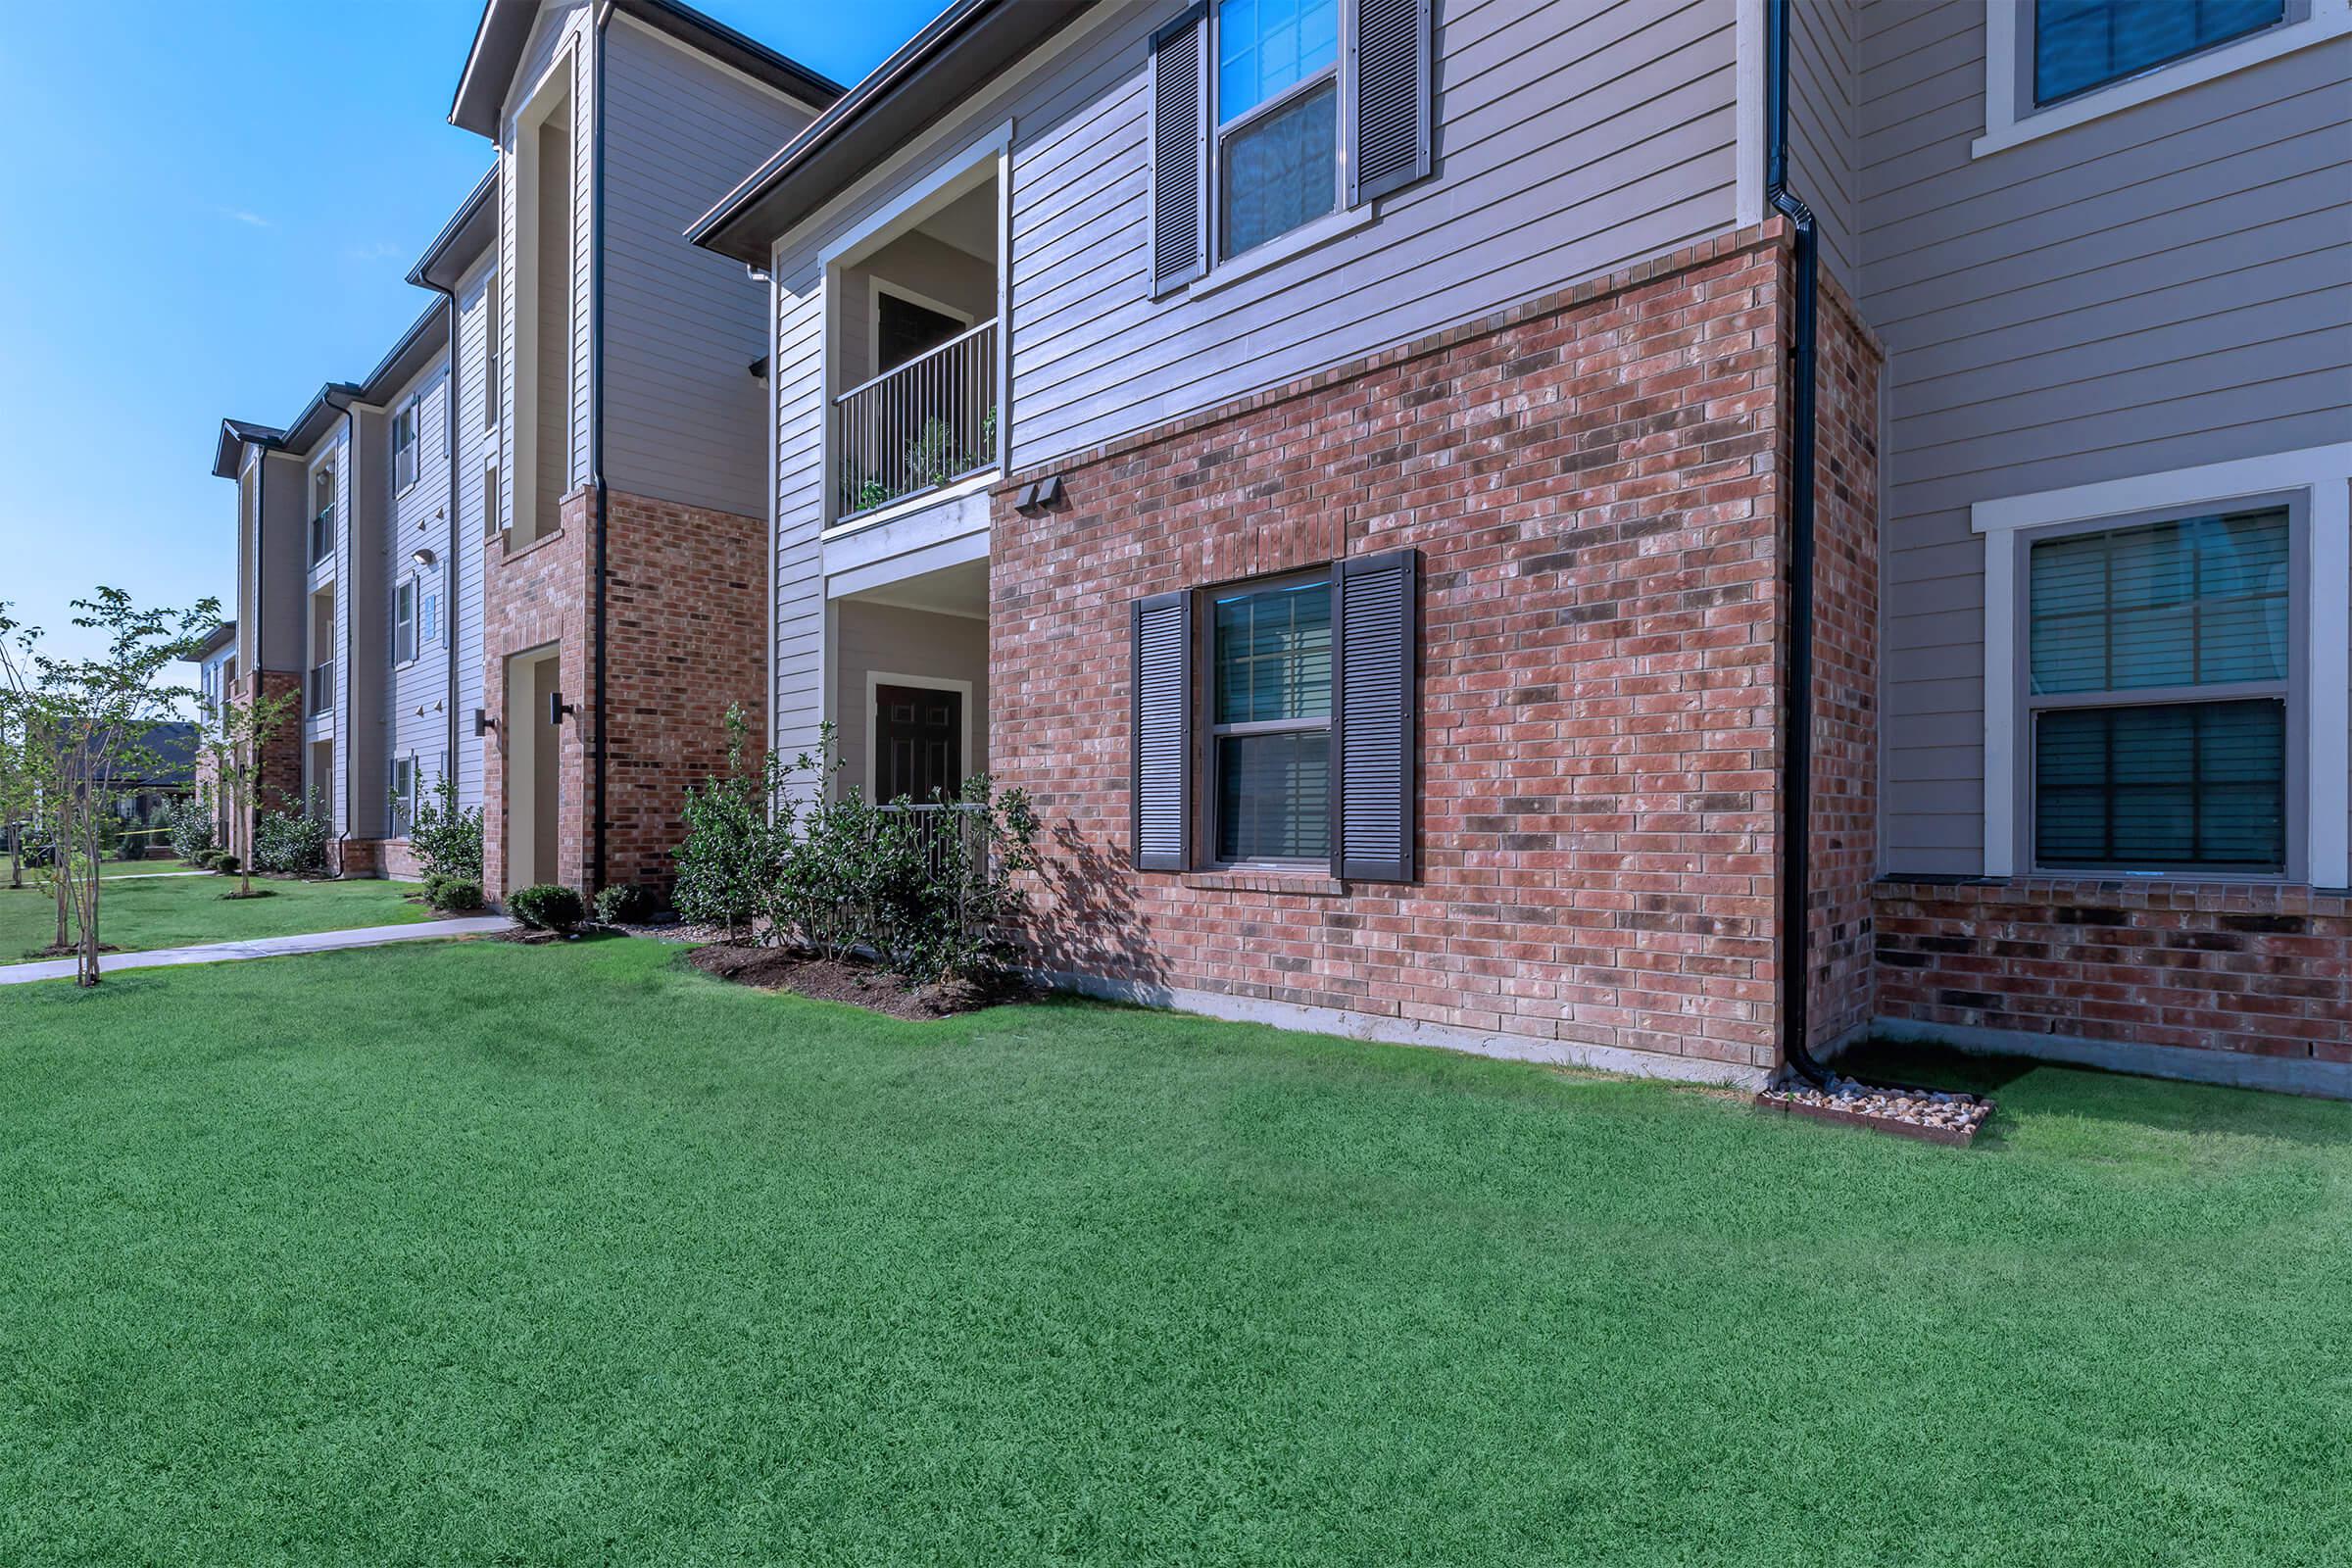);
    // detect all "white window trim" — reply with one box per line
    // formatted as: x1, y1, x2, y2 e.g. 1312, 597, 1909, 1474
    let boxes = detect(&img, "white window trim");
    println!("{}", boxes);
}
394, 574, 420, 668
394, 394, 422, 496
861, 671, 975, 805
1975, 0, 2352, 158
1976, 443, 2351, 887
